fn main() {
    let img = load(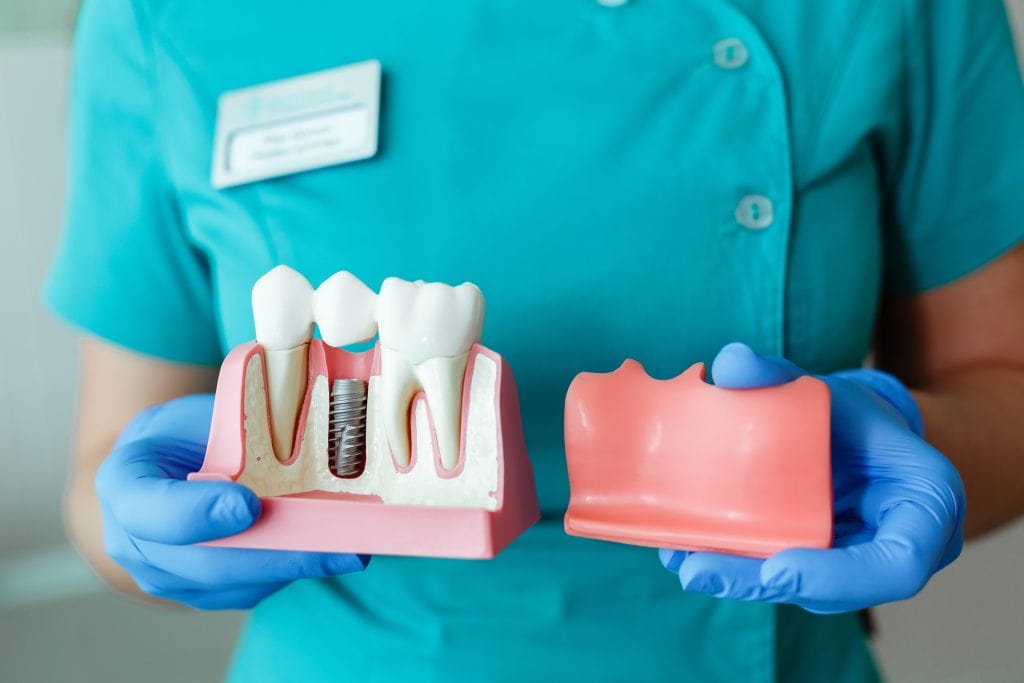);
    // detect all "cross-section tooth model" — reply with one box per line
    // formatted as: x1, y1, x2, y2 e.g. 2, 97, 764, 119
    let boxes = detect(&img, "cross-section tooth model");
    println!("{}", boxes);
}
190, 267, 540, 559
